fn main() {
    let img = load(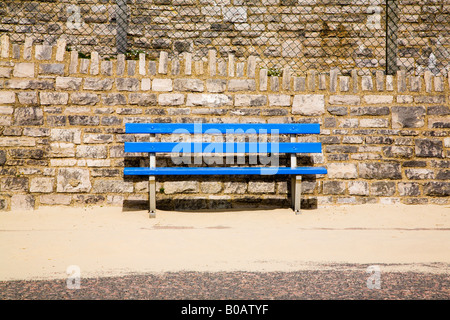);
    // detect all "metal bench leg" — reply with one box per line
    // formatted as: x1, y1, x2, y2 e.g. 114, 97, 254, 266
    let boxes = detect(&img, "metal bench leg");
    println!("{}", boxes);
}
149, 176, 156, 218
293, 175, 302, 214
